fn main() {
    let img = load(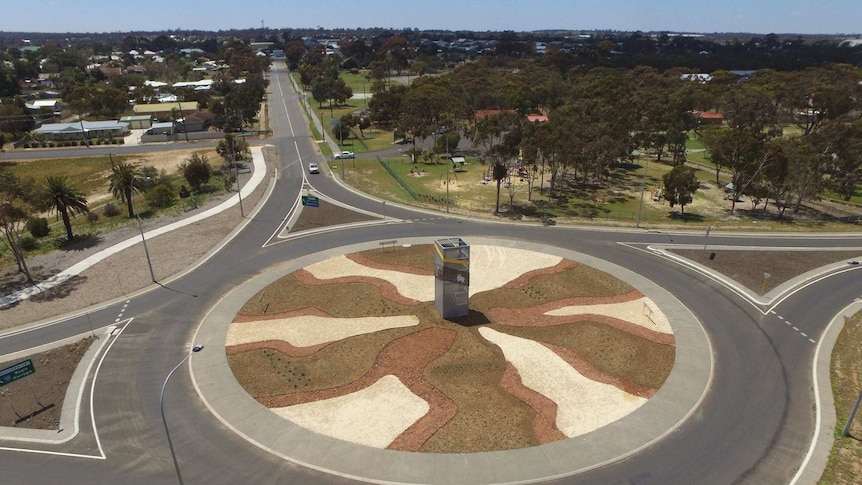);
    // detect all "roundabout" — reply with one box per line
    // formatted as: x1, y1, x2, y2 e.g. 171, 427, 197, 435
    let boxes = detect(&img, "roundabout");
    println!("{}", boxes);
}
191, 238, 711, 483
1, 61, 860, 484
